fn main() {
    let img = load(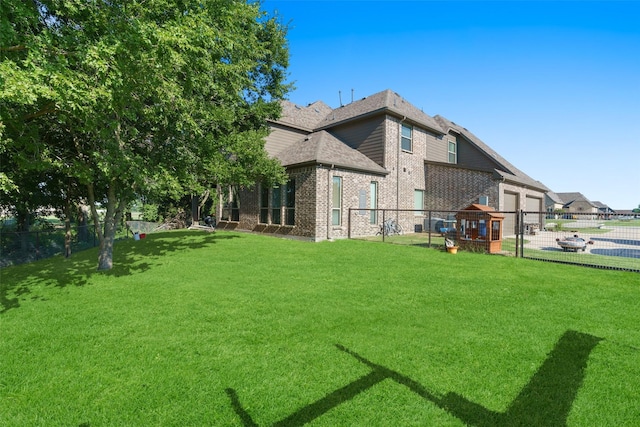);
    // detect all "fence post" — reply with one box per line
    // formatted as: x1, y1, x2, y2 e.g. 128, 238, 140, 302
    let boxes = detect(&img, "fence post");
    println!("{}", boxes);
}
515, 210, 520, 258
428, 210, 432, 248
518, 210, 526, 258
348, 208, 352, 239
381, 209, 386, 242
